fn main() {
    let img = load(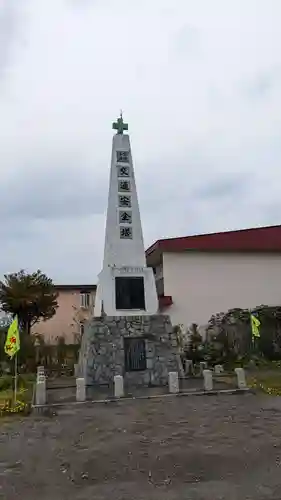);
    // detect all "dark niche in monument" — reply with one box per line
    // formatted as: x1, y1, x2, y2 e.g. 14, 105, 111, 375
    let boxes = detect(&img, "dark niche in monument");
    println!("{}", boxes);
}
124, 337, 146, 372
115, 276, 145, 310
